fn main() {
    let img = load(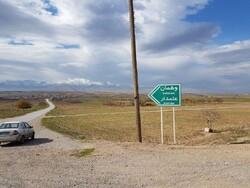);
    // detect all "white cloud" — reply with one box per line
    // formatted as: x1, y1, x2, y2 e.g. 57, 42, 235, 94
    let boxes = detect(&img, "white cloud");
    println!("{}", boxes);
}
135, 0, 219, 53
0, 0, 250, 92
